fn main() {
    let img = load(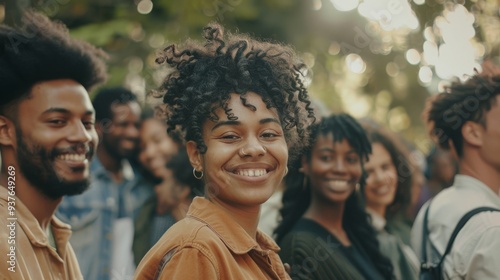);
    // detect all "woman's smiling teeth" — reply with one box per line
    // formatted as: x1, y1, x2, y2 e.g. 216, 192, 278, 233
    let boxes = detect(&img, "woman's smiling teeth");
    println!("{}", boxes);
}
372, 185, 390, 195
57, 154, 86, 162
236, 169, 268, 177
326, 180, 351, 192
